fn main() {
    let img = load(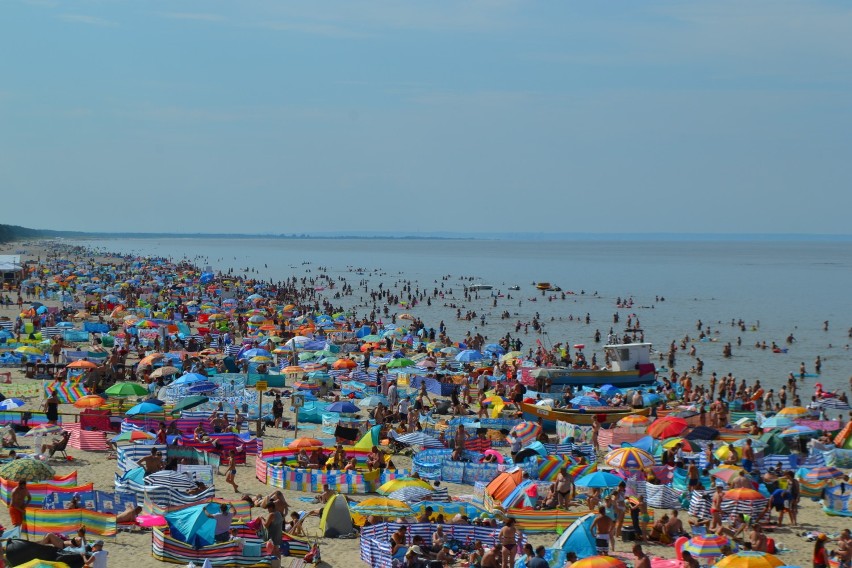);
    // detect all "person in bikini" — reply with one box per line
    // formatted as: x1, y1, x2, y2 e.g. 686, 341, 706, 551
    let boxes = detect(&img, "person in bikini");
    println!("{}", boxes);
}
555, 467, 573, 509
499, 517, 518, 568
